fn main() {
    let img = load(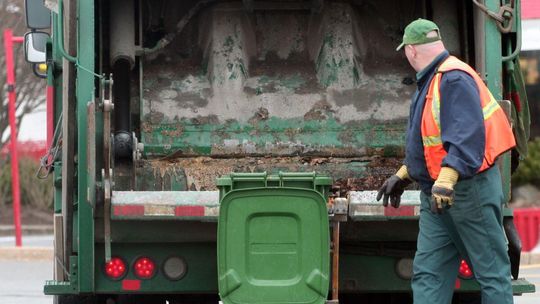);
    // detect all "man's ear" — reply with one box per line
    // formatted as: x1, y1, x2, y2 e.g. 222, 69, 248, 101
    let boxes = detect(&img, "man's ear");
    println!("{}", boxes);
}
408, 45, 417, 58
